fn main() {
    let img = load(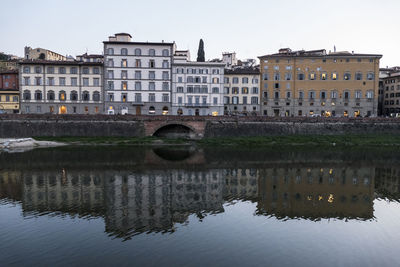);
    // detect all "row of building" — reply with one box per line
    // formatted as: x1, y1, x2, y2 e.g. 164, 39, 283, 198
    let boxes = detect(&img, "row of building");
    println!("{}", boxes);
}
2, 32, 399, 117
